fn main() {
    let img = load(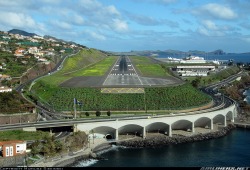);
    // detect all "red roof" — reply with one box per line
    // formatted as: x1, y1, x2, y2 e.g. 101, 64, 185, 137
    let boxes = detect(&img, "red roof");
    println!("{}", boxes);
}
0, 140, 25, 146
